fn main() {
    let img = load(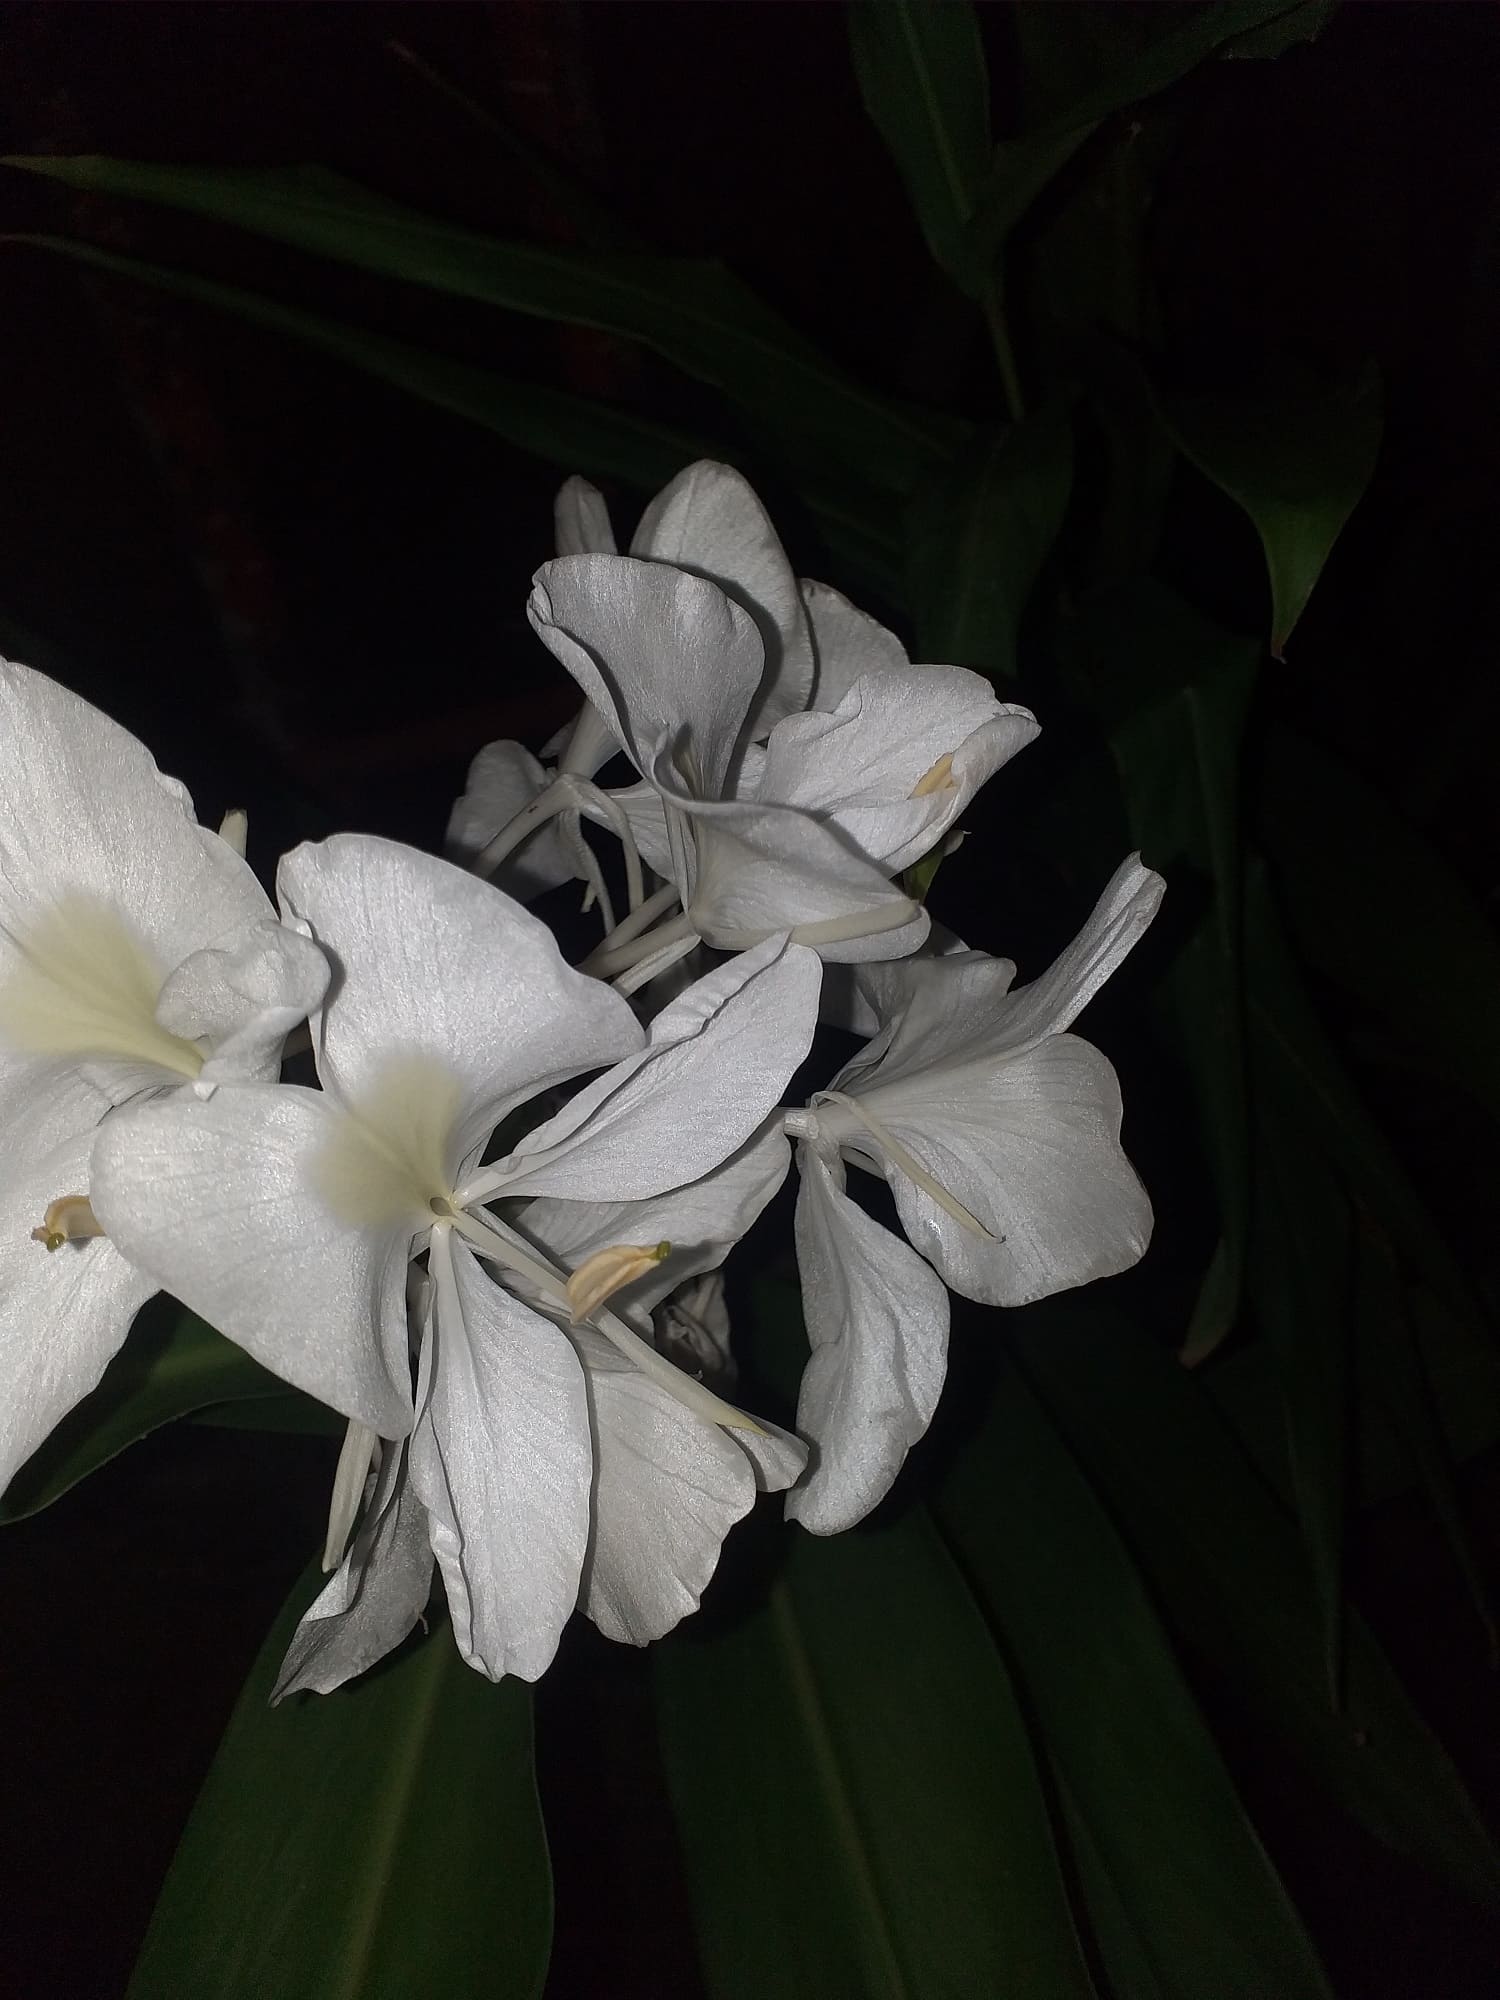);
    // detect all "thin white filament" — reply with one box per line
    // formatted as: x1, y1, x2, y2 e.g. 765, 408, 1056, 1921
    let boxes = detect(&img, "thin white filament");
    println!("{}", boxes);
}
815, 1089, 997, 1240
